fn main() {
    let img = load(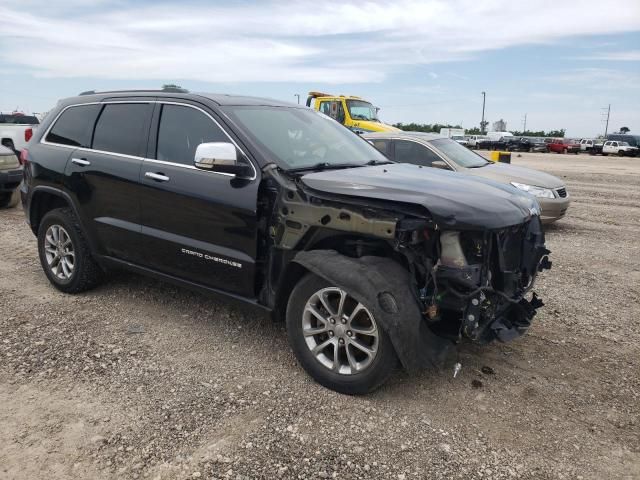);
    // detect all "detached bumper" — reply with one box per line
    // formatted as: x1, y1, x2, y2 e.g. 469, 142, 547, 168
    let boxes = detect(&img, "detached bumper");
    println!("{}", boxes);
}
538, 196, 571, 223
0, 168, 22, 192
